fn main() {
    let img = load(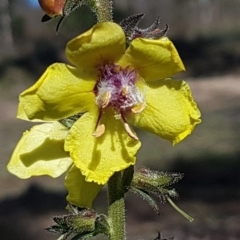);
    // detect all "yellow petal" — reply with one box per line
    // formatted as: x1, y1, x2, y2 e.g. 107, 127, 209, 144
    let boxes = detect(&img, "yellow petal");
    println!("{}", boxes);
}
128, 79, 201, 145
66, 22, 126, 74
65, 165, 103, 208
7, 122, 72, 178
118, 37, 185, 81
17, 102, 44, 122
19, 63, 95, 121
65, 108, 141, 185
